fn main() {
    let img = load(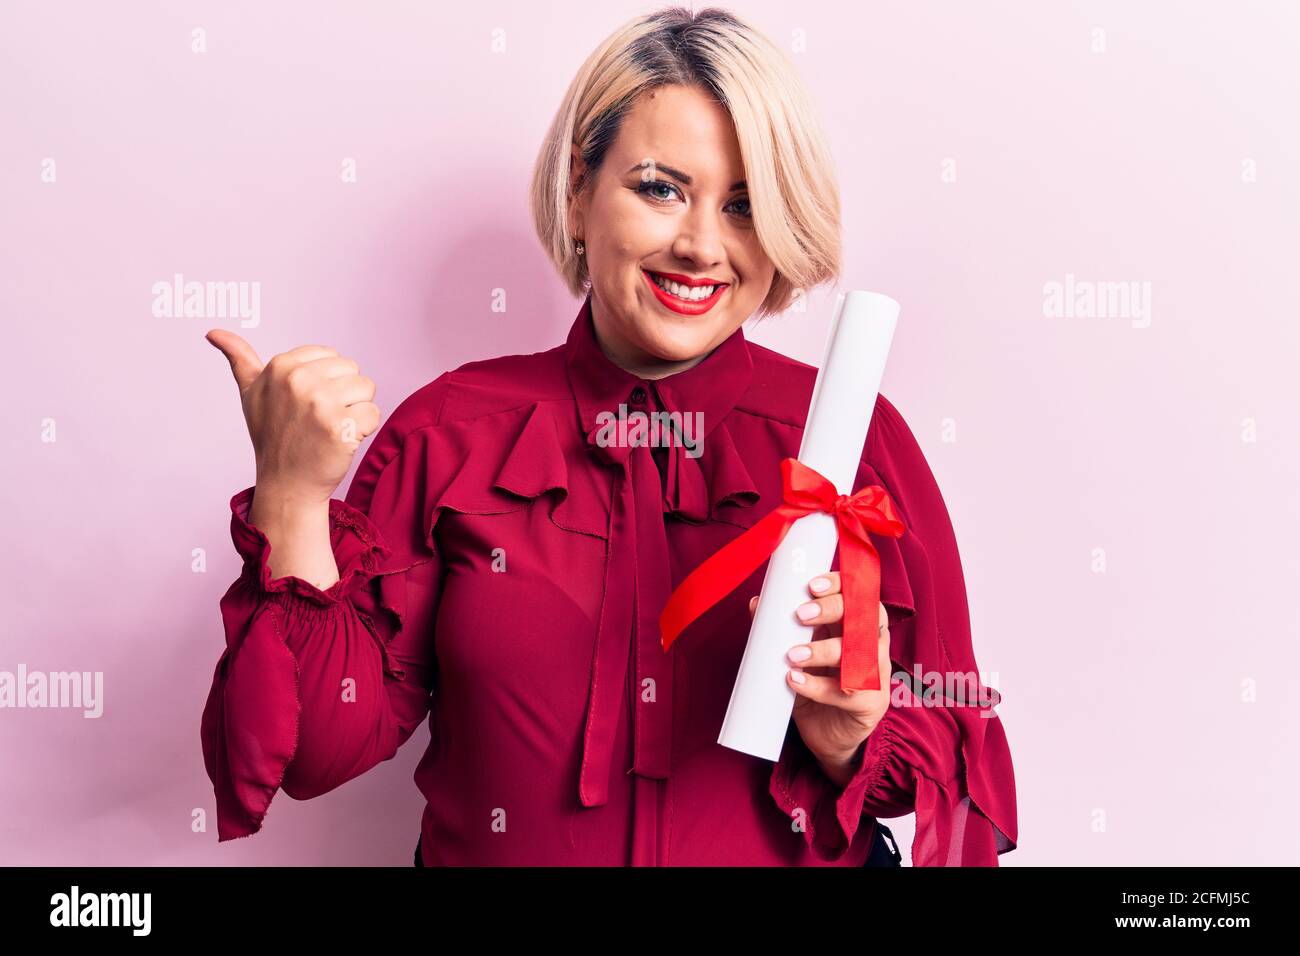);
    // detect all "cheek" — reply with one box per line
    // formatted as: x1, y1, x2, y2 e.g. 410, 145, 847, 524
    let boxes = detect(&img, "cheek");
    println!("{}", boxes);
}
615, 233, 640, 260
611, 199, 677, 252
595, 220, 650, 270
735, 247, 775, 293
733, 237, 772, 276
